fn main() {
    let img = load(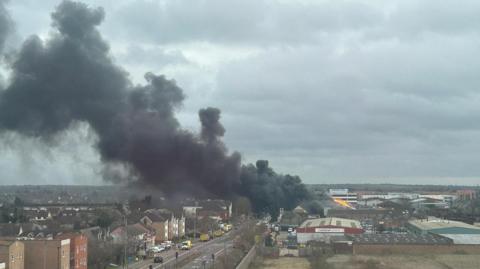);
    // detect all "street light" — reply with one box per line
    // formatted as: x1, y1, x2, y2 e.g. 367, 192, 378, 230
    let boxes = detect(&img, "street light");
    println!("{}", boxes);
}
124, 215, 128, 269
